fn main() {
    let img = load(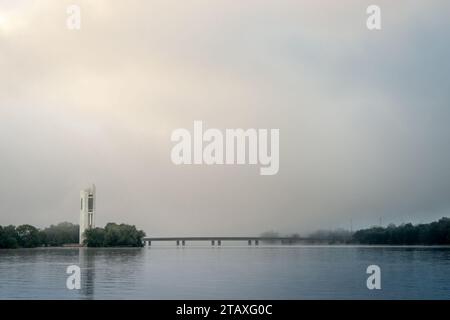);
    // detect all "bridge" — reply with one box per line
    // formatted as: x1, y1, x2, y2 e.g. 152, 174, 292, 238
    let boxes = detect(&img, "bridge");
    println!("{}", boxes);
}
143, 236, 316, 246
